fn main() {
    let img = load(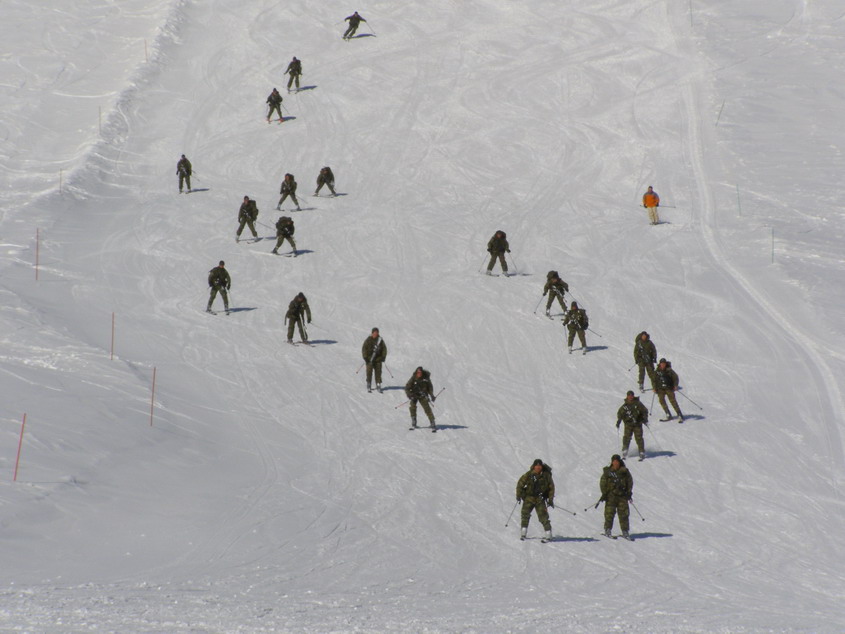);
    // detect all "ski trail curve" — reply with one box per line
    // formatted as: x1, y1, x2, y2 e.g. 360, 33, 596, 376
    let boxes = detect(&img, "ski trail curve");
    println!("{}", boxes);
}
679, 65, 845, 494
